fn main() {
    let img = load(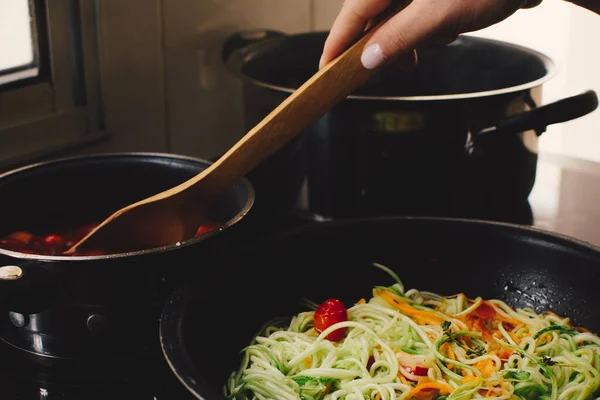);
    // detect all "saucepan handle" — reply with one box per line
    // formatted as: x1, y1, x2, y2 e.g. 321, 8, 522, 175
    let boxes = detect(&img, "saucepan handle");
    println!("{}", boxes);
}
221, 29, 287, 64
0, 255, 61, 300
478, 90, 599, 137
